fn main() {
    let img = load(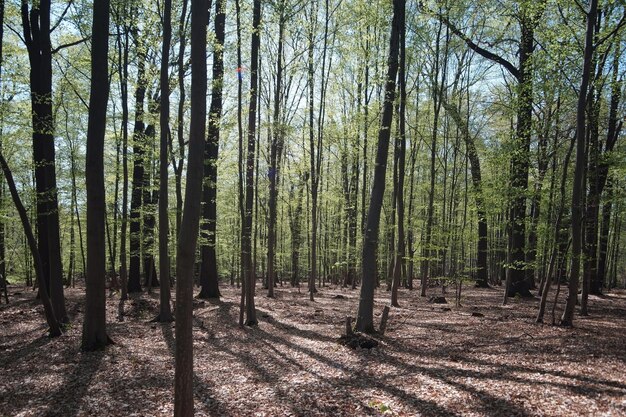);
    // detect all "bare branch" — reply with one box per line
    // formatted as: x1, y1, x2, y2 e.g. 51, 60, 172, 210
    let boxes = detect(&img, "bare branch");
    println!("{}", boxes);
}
51, 36, 91, 54
425, 7, 520, 80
